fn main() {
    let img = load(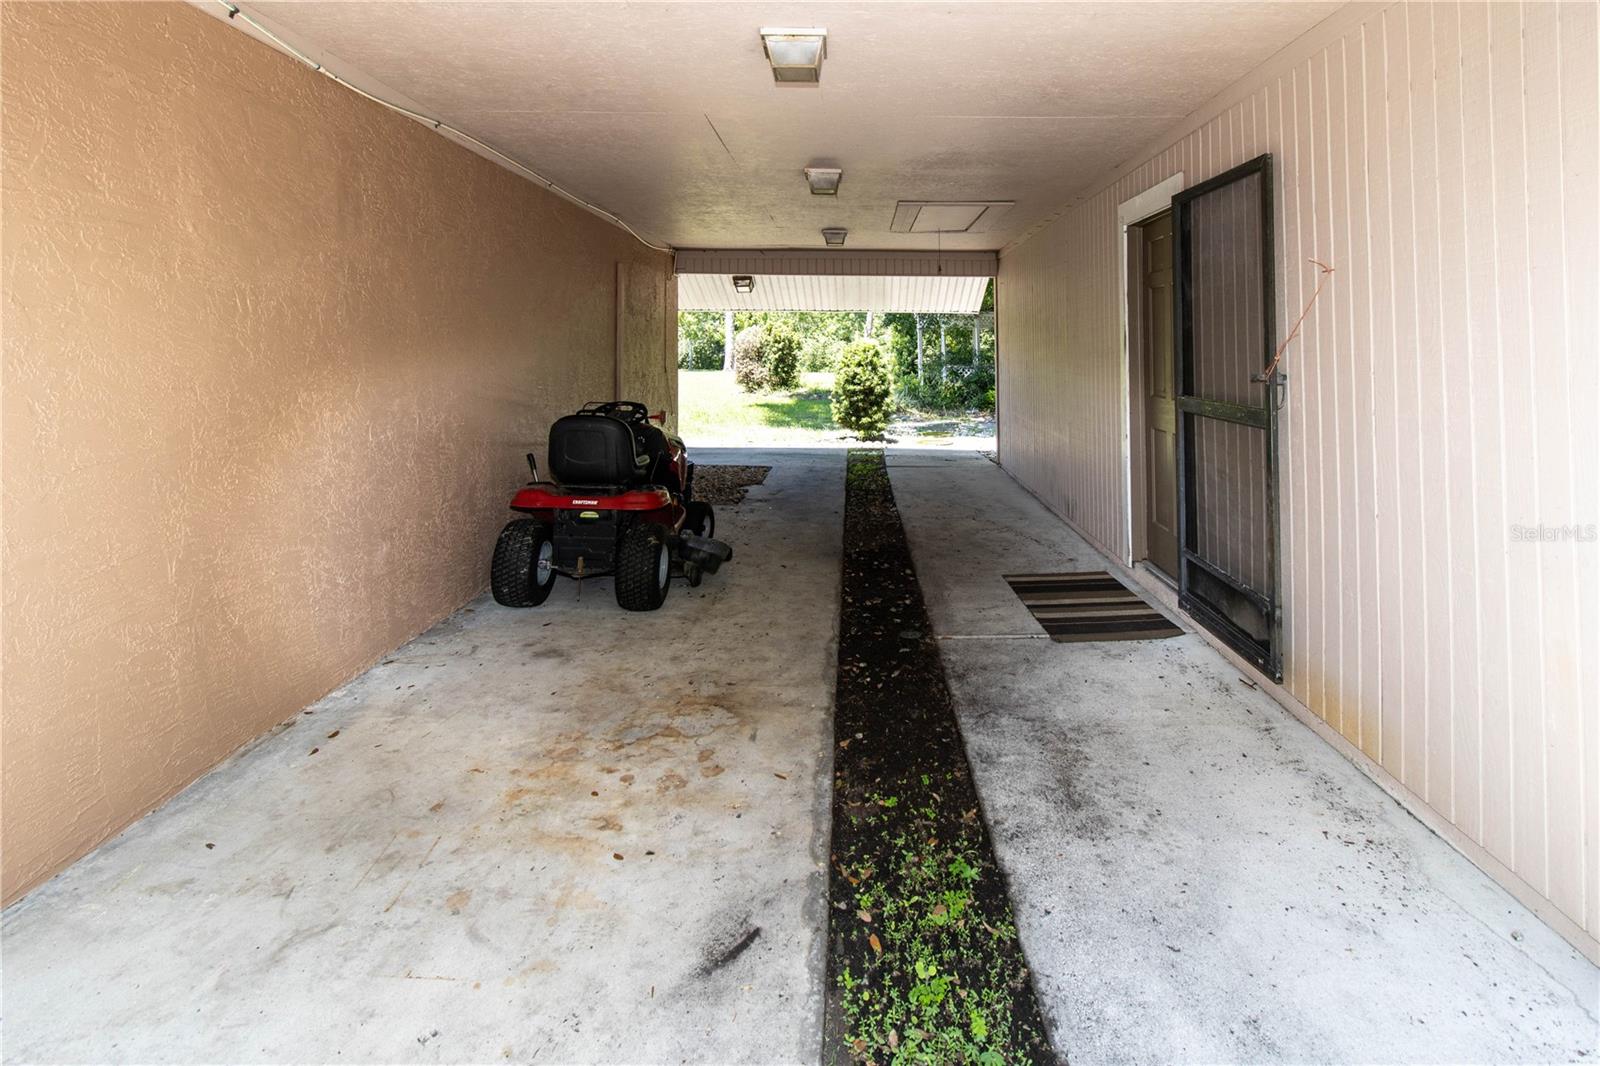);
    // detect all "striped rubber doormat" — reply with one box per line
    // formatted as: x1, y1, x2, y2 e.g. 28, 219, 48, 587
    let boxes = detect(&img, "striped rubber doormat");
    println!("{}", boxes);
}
1004, 572, 1183, 643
